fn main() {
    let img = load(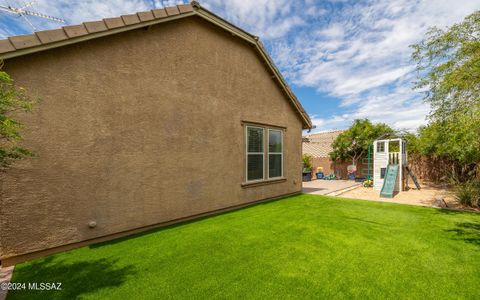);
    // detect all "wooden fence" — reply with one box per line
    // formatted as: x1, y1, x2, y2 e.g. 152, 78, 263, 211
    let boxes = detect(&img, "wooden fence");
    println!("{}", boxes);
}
408, 155, 479, 183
